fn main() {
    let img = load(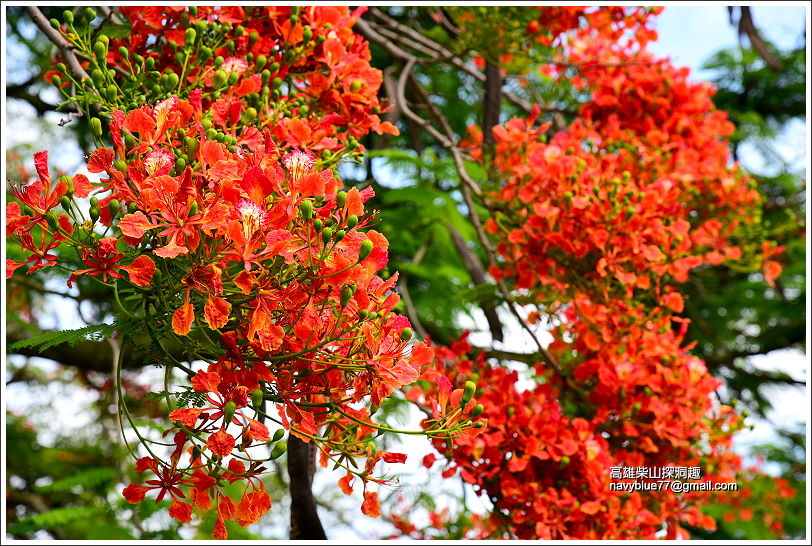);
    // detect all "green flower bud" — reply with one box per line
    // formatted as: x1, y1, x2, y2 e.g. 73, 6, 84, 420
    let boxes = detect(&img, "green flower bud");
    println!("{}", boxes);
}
45, 211, 60, 230
91, 68, 105, 87
350, 80, 363, 93
255, 54, 267, 71
299, 200, 313, 220
334, 229, 346, 241
340, 285, 353, 308
335, 191, 347, 208
175, 157, 187, 173
63, 176, 74, 196
561, 456, 571, 465
368, 312, 379, 320
188, 201, 199, 216
358, 239, 373, 261
63, 10, 74, 25
185, 28, 197, 45
145, 56, 155, 70
223, 400, 237, 424
106, 85, 117, 101
321, 227, 333, 245
261, 69, 271, 84
249, 31, 259, 48
89, 206, 100, 223
108, 199, 120, 218
50, 18, 61, 29
227, 72, 239, 86
461, 380, 476, 406
93, 40, 107, 61
114, 160, 127, 173
89, 196, 99, 208
61, 195, 72, 213
268, 62, 280, 74
84, 7, 97, 21
346, 215, 358, 229
272, 428, 285, 442
189, 6, 198, 16
213, 69, 226, 88
251, 388, 264, 410
235, 25, 245, 37
270, 440, 287, 460
302, 26, 313, 43
472, 403, 485, 418
165, 72, 179, 91
358, 309, 369, 319
313, 218, 323, 232
199, 46, 212, 62
473, 421, 486, 428
272, 76, 283, 89
90, 117, 103, 138
399, 327, 413, 341
52, 75, 62, 87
